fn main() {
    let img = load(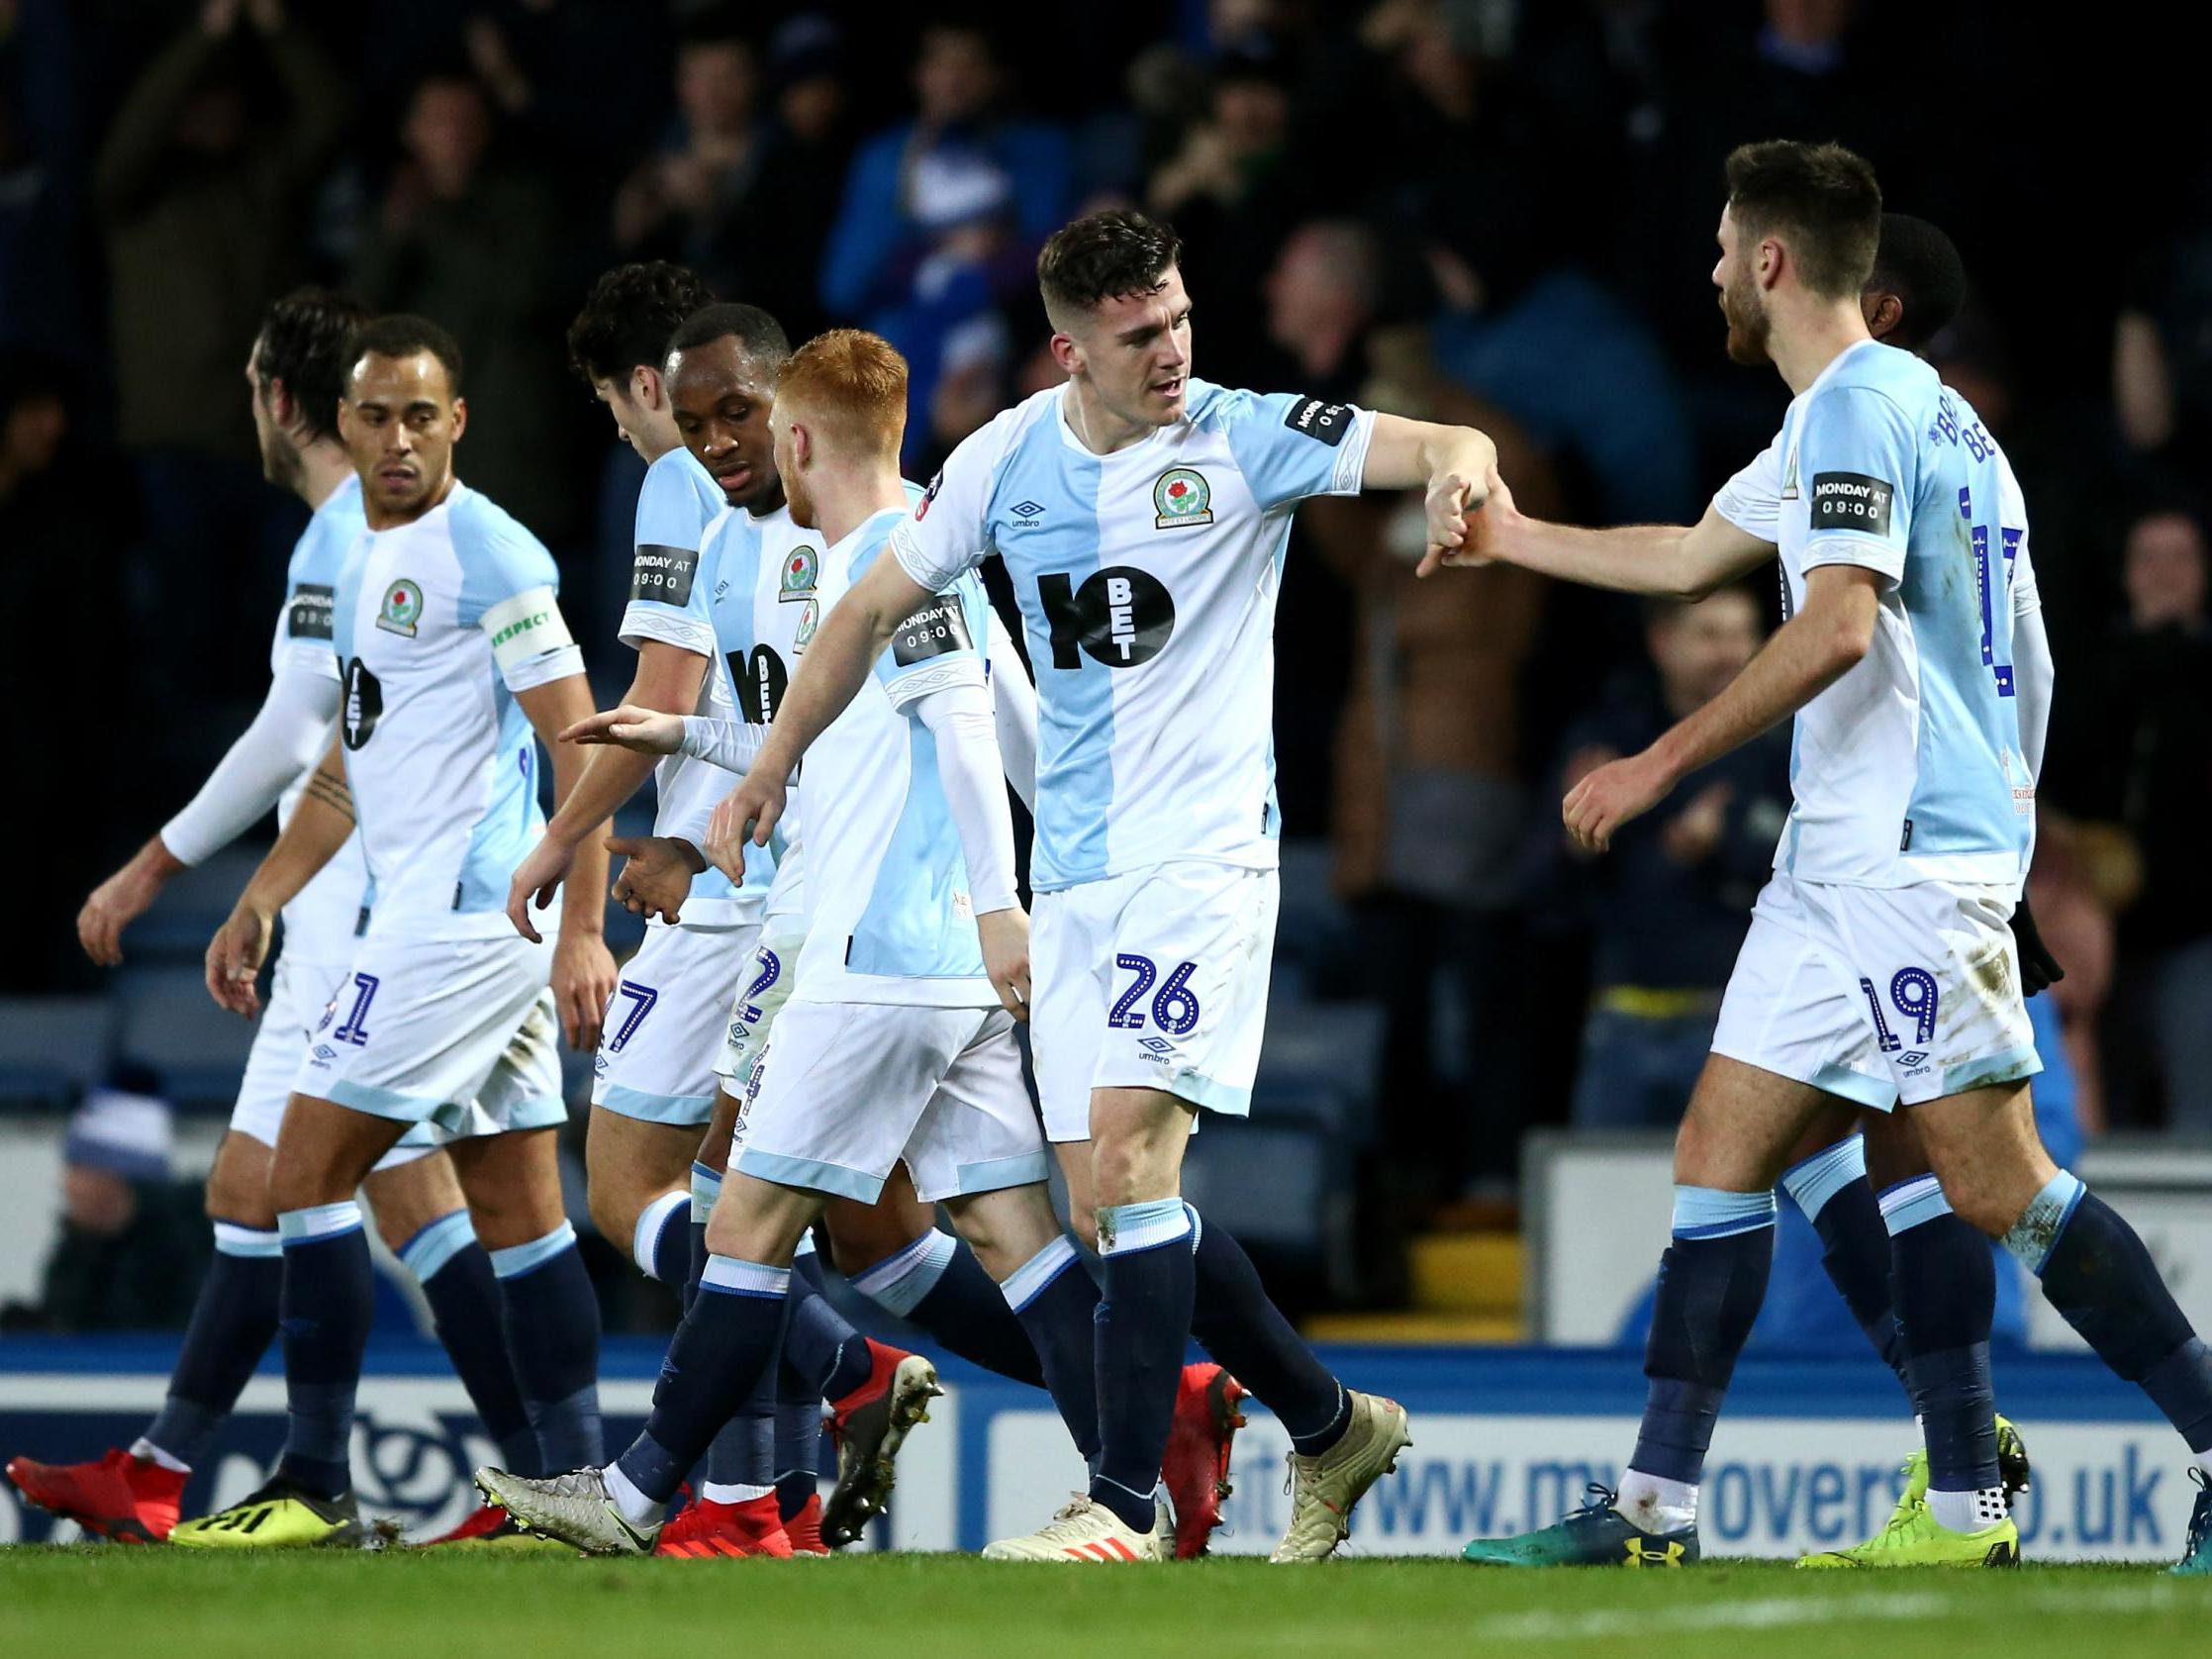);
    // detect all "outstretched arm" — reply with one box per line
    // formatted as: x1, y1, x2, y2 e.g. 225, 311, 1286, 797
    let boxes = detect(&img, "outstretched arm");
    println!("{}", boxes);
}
706, 551, 938, 875
1423, 464, 1775, 599
1564, 564, 1880, 851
